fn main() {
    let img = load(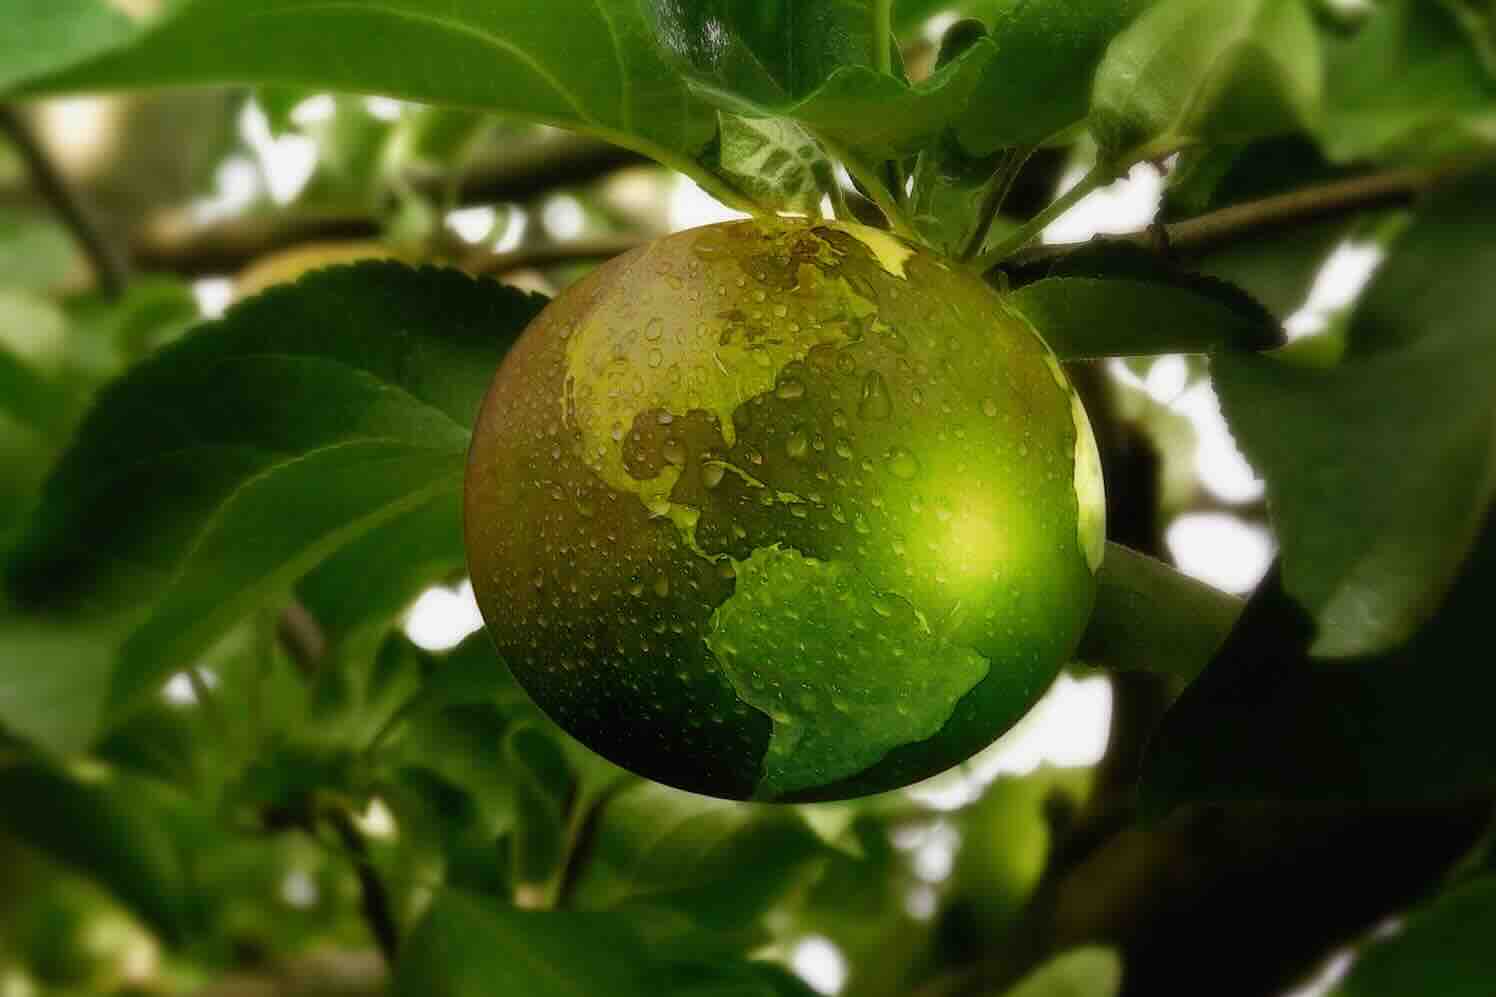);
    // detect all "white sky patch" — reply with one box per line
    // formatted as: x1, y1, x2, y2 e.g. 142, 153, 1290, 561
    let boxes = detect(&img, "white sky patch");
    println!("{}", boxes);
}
1044, 161, 1163, 244
192, 277, 234, 320
239, 99, 317, 205
1168, 513, 1276, 594
494, 207, 530, 253
912, 821, 960, 883
290, 93, 337, 127
1108, 361, 1265, 505
446, 205, 498, 245
191, 156, 261, 226
542, 194, 587, 241
354, 797, 398, 840
905, 884, 940, 920
791, 936, 849, 995
668, 175, 751, 232
1284, 241, 1386, 341
279, 869, 320, 909
907, 674, 1113, 810
404, 579, 484, 652
364, 96, 407, 121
